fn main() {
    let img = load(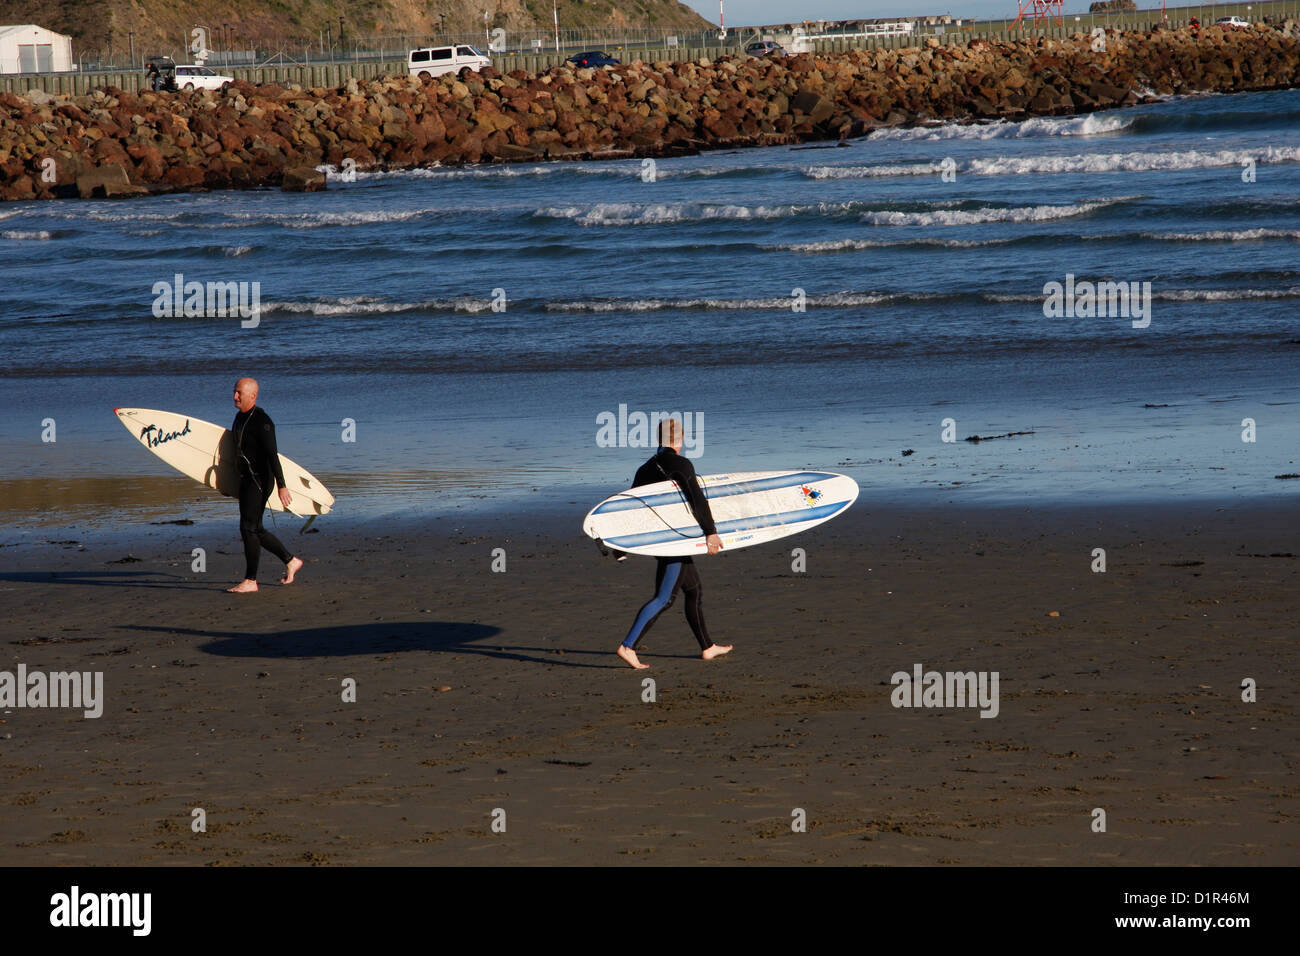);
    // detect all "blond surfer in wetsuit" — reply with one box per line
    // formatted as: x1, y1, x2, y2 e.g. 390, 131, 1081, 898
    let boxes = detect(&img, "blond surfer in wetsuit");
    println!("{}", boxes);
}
227, 378, 303, 593
617, 418, 732, 669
